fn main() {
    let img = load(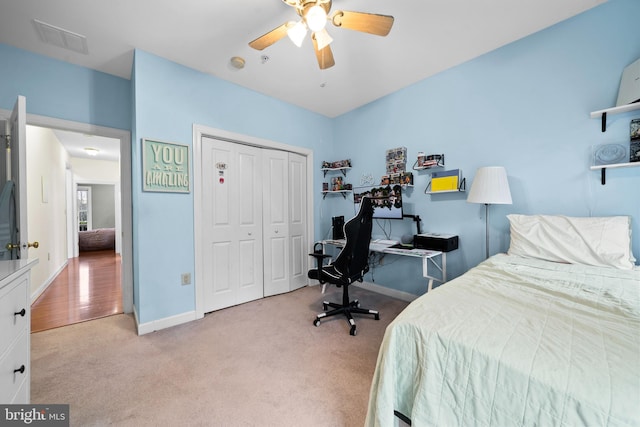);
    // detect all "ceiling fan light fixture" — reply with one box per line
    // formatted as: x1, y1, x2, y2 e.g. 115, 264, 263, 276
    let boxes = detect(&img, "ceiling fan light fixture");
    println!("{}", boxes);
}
314, 28, 333, 50
305, 5, 327, 32
287, 20, 307, 47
